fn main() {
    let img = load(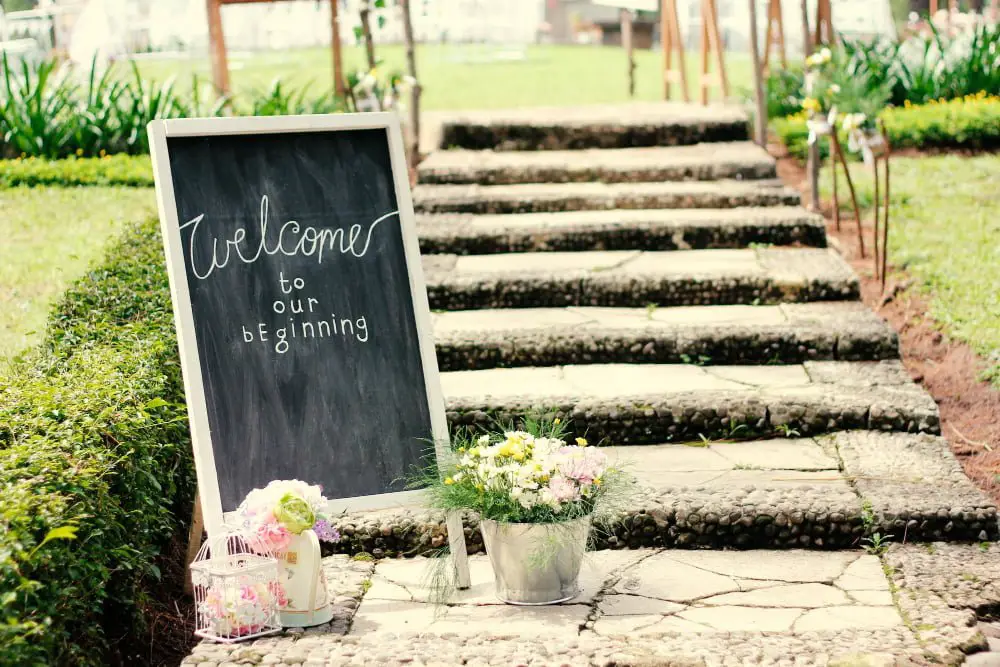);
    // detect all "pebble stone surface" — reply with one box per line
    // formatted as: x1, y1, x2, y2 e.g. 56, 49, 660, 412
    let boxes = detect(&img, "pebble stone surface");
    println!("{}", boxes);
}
184, 546, 1000, 666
